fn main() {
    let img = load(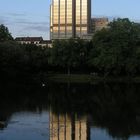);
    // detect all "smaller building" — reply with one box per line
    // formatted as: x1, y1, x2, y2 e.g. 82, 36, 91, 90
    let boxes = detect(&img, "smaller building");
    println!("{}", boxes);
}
38, 40, 52, 48
90, 18, 109, 33
15, 37, 43, 45
15, 37, 52, 48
